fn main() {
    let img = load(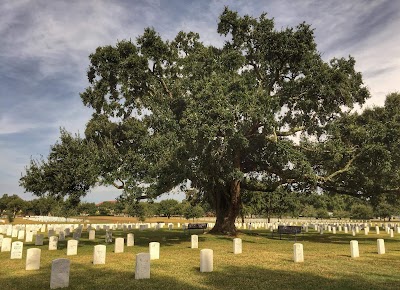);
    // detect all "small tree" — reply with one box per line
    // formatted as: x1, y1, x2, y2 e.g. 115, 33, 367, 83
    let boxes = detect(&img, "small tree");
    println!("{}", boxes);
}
183, 203, 205, 221
350, 204, 374, 220
127, 202, 147, 222
301, 204, 317, 218
158, 199, 179, 219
